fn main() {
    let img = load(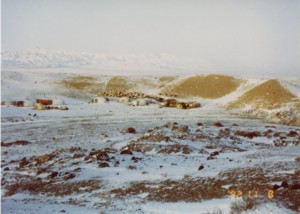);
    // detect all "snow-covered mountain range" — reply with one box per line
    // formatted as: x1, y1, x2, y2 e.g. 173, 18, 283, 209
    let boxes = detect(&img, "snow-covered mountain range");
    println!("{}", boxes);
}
1, 49, 211, 73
